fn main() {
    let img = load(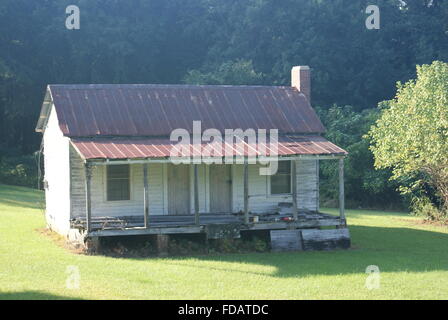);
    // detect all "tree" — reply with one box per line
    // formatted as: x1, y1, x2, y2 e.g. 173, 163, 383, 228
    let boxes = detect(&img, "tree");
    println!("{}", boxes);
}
183, 59, 264, 85
317, 105, 402, 209
368, 61, 448, 217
